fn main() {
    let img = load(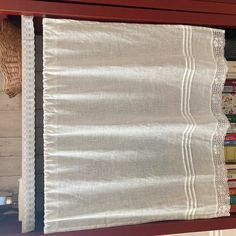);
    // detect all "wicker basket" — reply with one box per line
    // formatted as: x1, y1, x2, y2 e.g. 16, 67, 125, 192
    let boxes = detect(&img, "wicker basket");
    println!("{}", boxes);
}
0, 19, 21, 98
